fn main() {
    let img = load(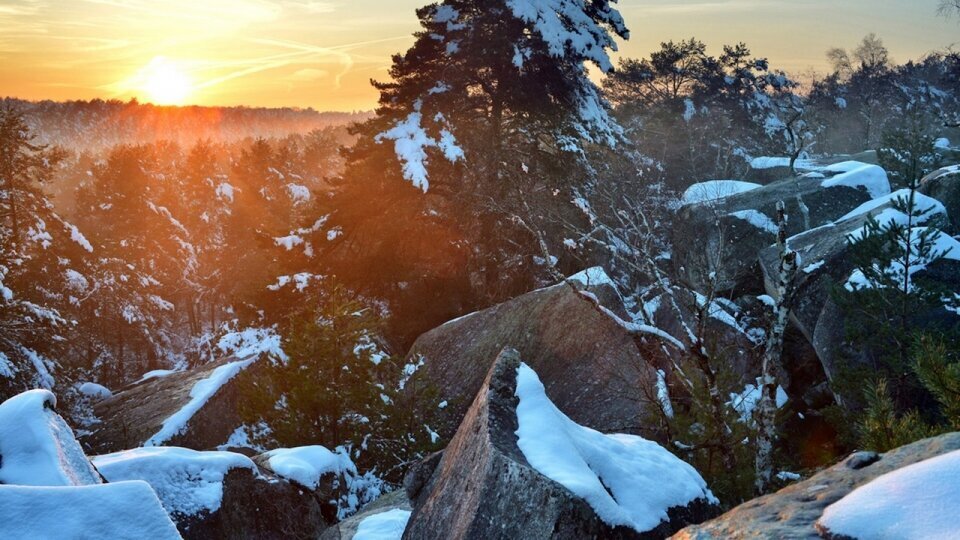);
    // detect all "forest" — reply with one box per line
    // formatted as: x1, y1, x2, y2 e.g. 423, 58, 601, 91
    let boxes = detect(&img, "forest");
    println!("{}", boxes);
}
2, 1, 960, 539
